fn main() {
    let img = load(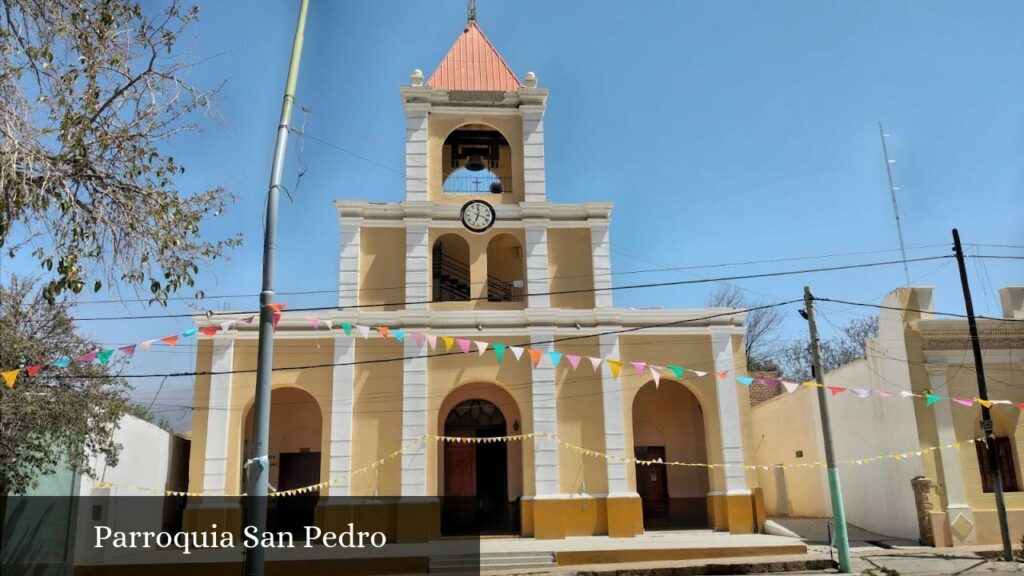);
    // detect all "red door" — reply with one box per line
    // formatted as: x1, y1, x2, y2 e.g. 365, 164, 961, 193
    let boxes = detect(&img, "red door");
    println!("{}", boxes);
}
635, 446, 669, 522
